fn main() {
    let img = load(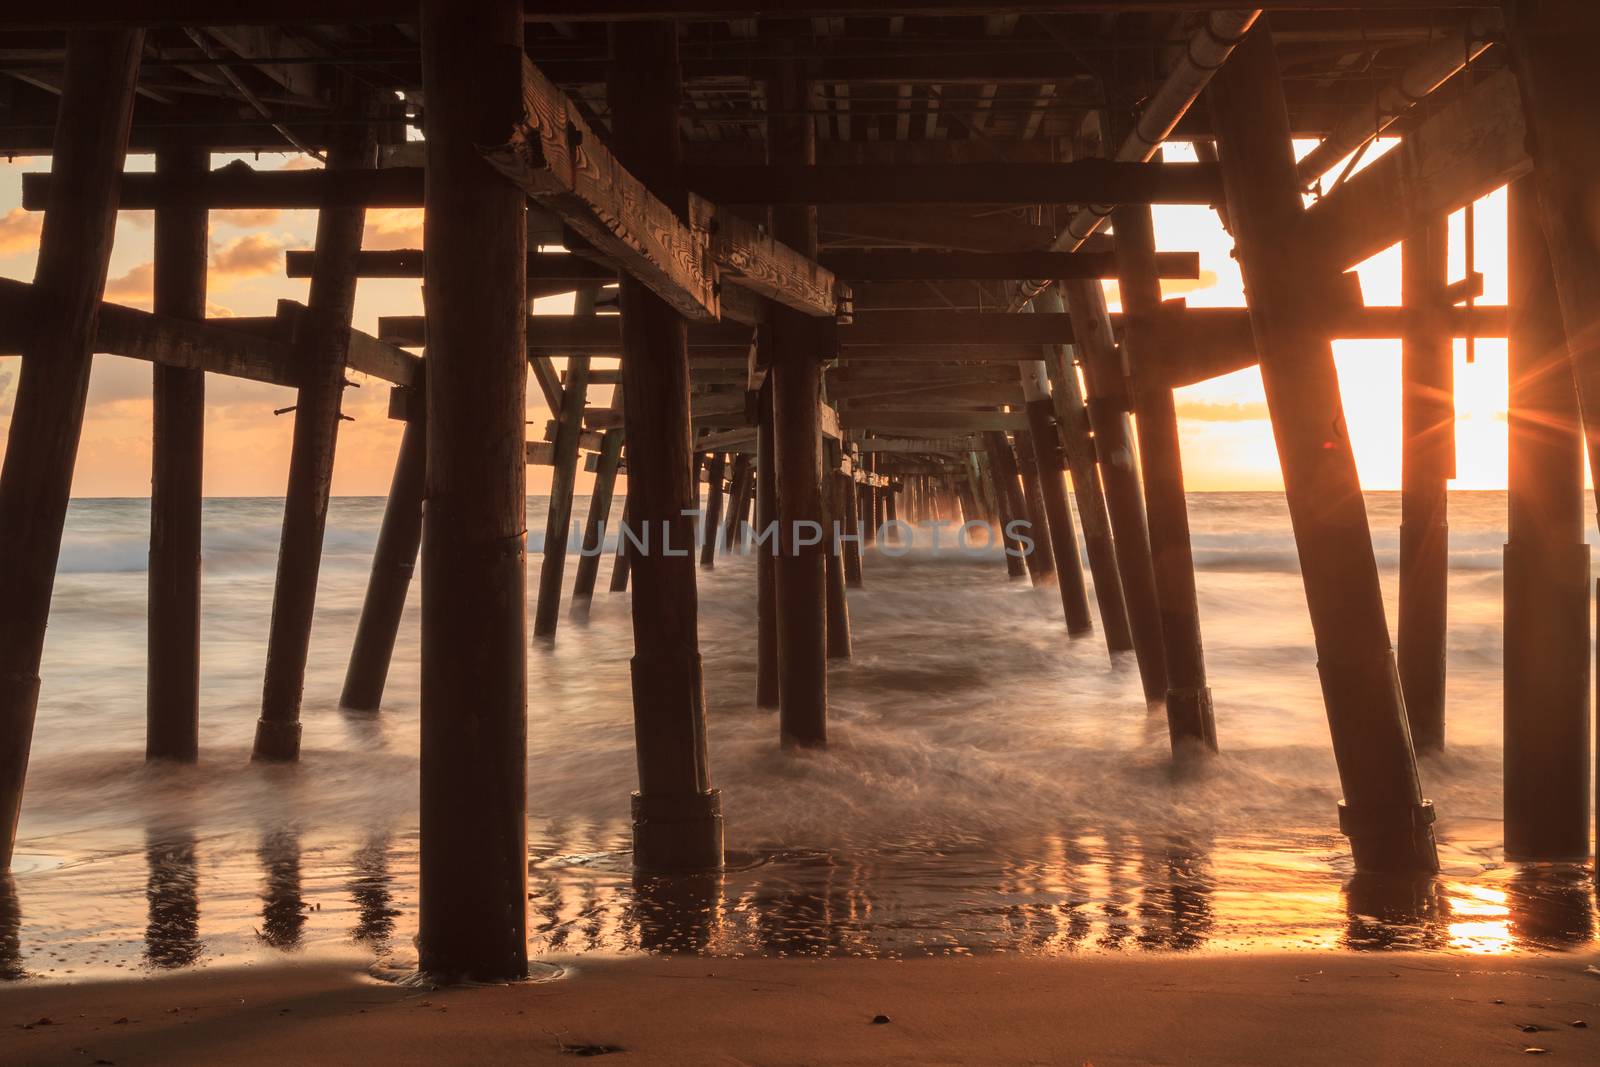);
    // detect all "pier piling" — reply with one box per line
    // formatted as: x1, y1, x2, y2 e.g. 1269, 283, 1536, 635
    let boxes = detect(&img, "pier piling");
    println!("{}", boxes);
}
1211, 26, 1437, 874
416, 0, 530, 978
0, 28, 142, 869
147, 143, 208, 761
1504, 176, 1591, 860
611, 21, 723, 870
339, 405, 425, 711
254, 106, 376, 762
1114, 204, 1217, 755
